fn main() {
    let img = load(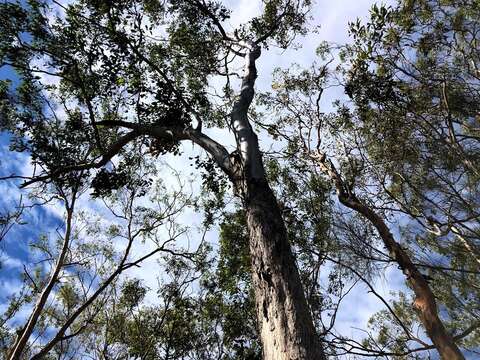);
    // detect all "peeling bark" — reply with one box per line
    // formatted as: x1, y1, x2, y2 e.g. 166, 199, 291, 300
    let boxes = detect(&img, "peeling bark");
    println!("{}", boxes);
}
228, 44, 327, 360
245, 180, 327, 360
314, 154, 465, 360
